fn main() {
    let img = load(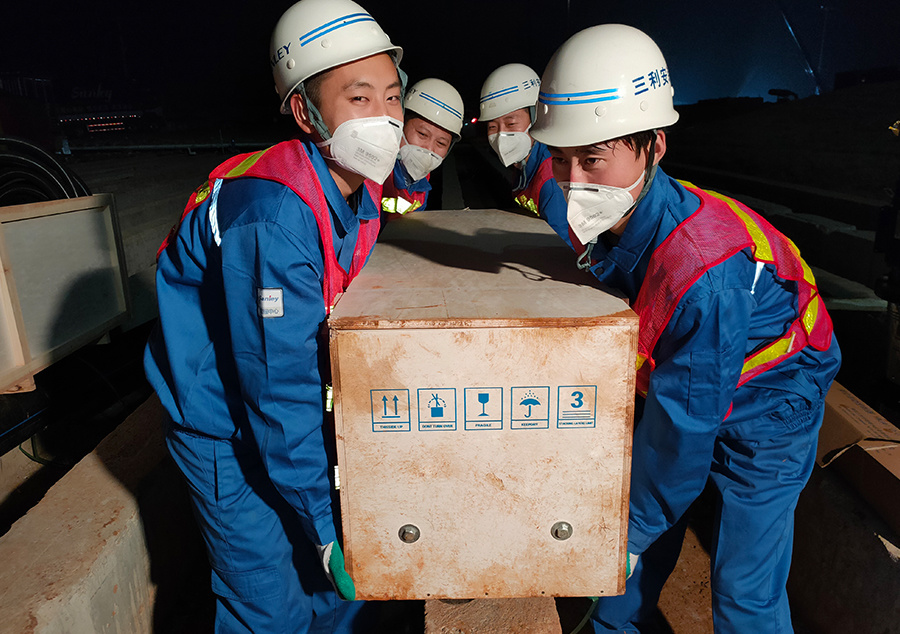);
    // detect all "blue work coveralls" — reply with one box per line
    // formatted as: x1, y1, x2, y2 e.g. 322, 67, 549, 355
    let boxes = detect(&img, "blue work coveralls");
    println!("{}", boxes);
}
144, 139, 378, 633
583, 169, 841, 633
513, 141, 571, 245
